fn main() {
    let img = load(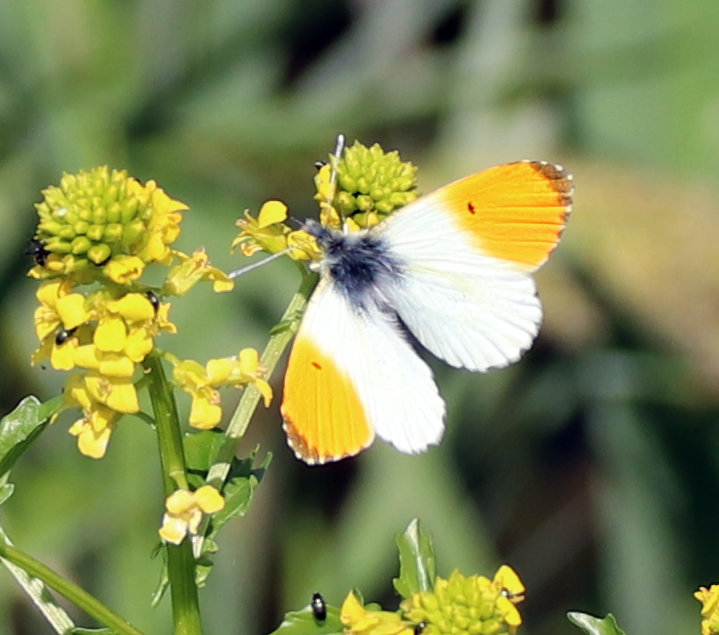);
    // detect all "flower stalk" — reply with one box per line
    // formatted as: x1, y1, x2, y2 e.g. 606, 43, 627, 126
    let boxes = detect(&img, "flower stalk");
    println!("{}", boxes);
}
143, 351, 202, 635
0, 536, 144, 635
